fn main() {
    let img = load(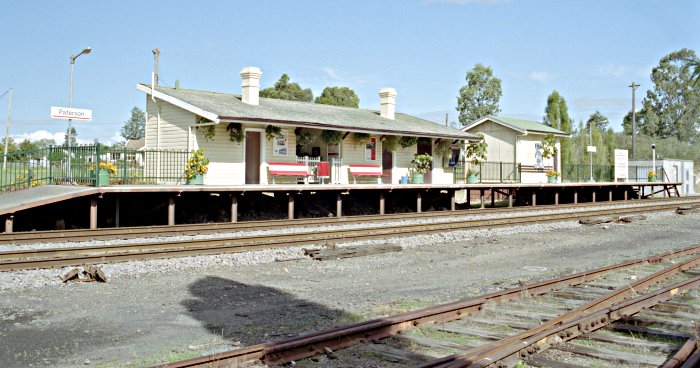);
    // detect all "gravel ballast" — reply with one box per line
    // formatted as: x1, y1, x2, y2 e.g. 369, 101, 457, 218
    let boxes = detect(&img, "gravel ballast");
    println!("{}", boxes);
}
0, 209, 698, 367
